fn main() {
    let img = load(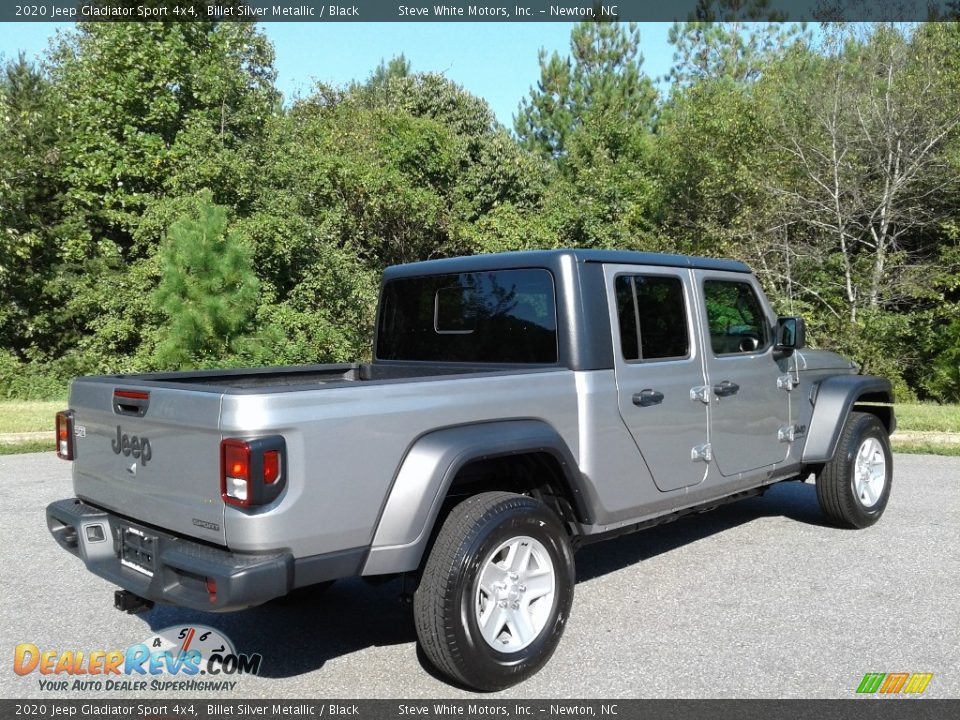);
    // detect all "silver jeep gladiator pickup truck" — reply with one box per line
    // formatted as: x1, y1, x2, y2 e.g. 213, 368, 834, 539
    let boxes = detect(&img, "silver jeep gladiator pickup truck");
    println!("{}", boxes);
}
47, 249, 894, 690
